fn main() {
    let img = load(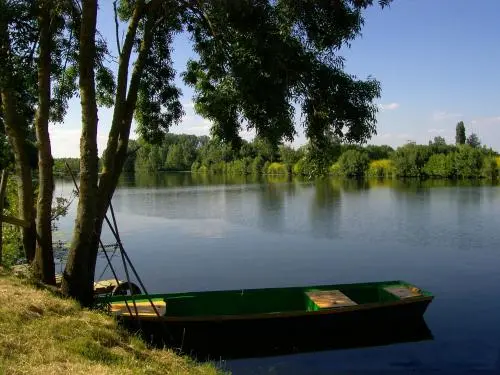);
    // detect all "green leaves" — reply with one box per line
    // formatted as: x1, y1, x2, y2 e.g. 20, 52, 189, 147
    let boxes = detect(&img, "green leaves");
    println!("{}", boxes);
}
134, 5, 184, 144
456, 121, 466, 145
51, 65, 78, 123
338, 149, 370, 177
95, 66, 116, 108
182, 0, 387, 151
